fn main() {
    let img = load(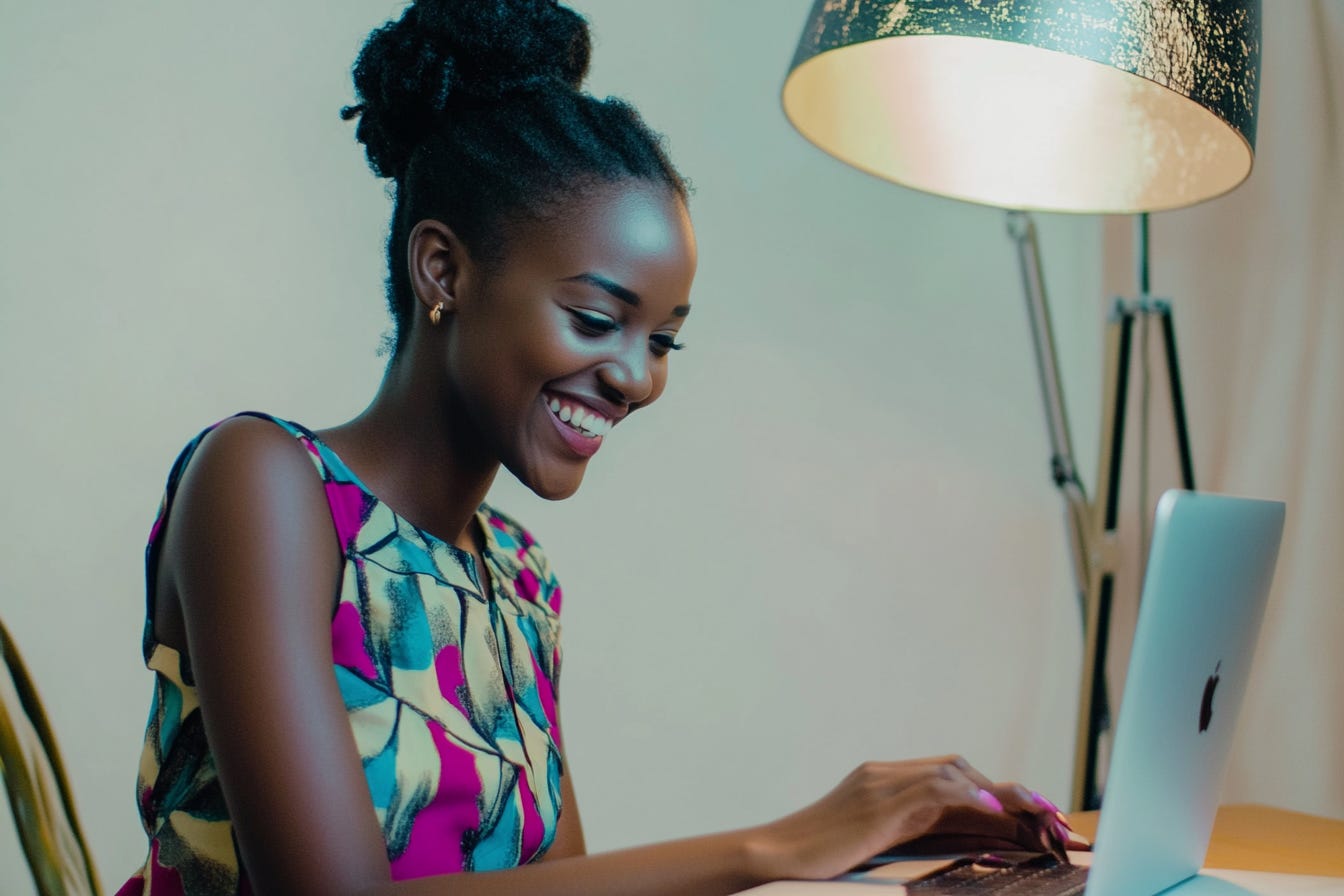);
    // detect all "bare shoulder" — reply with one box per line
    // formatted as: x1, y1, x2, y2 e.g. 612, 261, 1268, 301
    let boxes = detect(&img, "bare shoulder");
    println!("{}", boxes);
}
163, 414, 342, 623
175, 414, 322, 502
